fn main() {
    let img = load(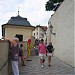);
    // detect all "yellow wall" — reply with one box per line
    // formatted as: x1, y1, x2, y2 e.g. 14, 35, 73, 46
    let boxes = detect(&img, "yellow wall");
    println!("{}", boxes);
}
5, 25, 33, 41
